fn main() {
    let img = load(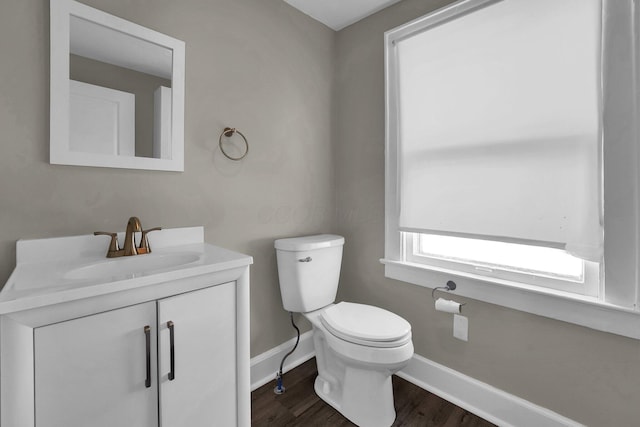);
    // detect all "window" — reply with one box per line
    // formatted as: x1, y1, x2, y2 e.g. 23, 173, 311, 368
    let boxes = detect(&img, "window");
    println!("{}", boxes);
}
388, 0, 603, 294
405, 233, 599, 296
383, 0, 640, 339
